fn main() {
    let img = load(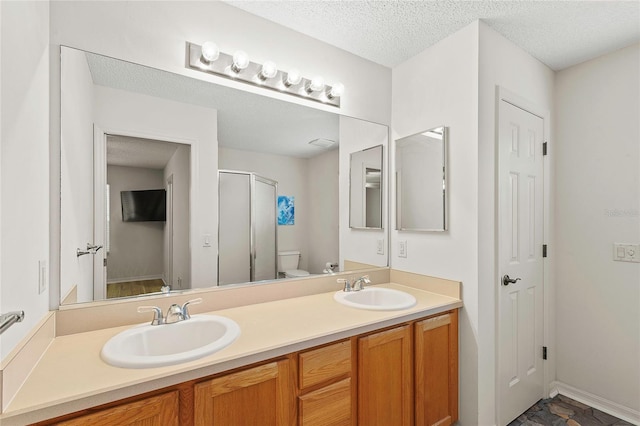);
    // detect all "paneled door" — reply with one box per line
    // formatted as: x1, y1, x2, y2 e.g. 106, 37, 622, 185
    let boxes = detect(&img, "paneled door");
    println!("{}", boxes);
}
498, 99, 545, 425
